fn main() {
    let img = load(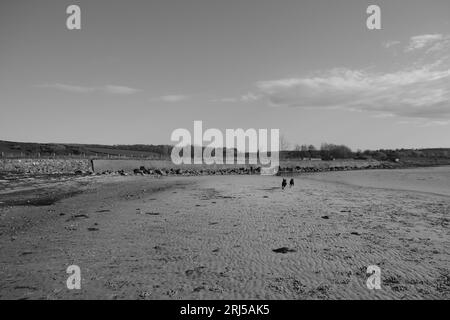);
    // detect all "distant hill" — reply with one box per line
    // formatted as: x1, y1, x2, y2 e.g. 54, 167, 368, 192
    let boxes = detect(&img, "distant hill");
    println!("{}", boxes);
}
0, 140, 170, 159
1, 140, 450, 163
